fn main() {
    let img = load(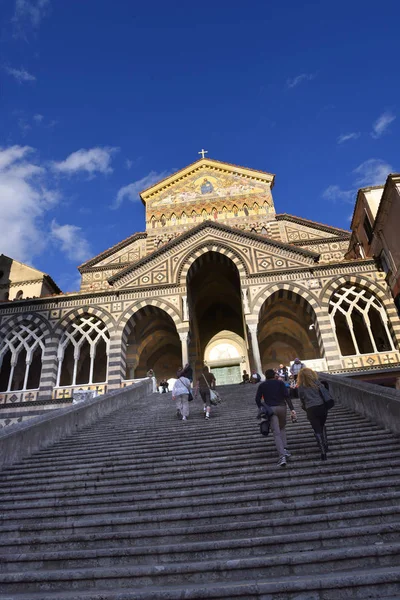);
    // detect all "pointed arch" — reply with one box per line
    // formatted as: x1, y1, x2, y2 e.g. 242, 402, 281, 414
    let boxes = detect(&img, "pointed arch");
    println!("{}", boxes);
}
177, 243, 248, 285
201, 209, 208, 220
233, 204, 239, 217
243, 204, 249, 217
181, 211, 187, 224
170, 213, 177, 226
150, 215, 157, 229
253, 202, 259, 214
